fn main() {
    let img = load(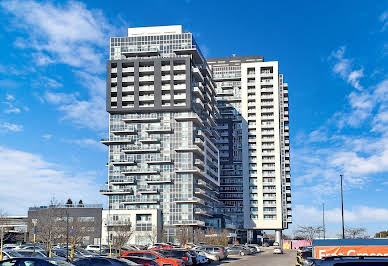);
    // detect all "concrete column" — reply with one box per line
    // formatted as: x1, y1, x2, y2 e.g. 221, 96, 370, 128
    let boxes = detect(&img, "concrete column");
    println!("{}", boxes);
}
275, 229, 282, 245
